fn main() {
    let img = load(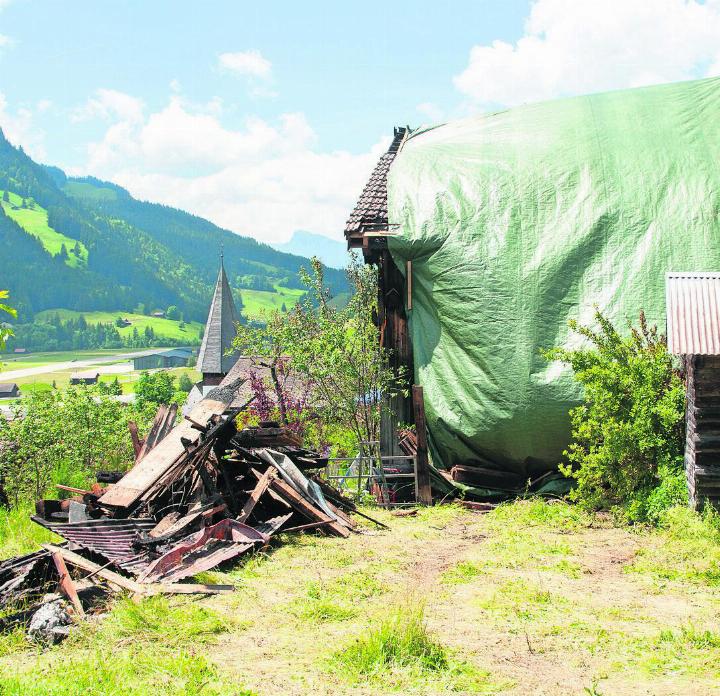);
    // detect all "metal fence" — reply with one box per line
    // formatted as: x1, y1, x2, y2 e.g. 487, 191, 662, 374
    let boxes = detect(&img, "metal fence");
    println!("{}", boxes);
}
320, 450, 419, 507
